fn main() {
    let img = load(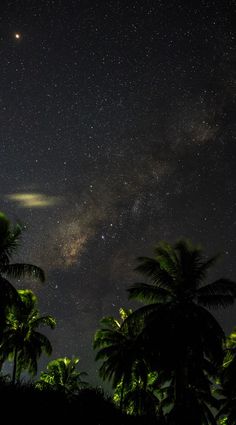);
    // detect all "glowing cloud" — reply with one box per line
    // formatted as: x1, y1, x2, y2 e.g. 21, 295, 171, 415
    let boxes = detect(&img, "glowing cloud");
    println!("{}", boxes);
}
6, 193, 62, 208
